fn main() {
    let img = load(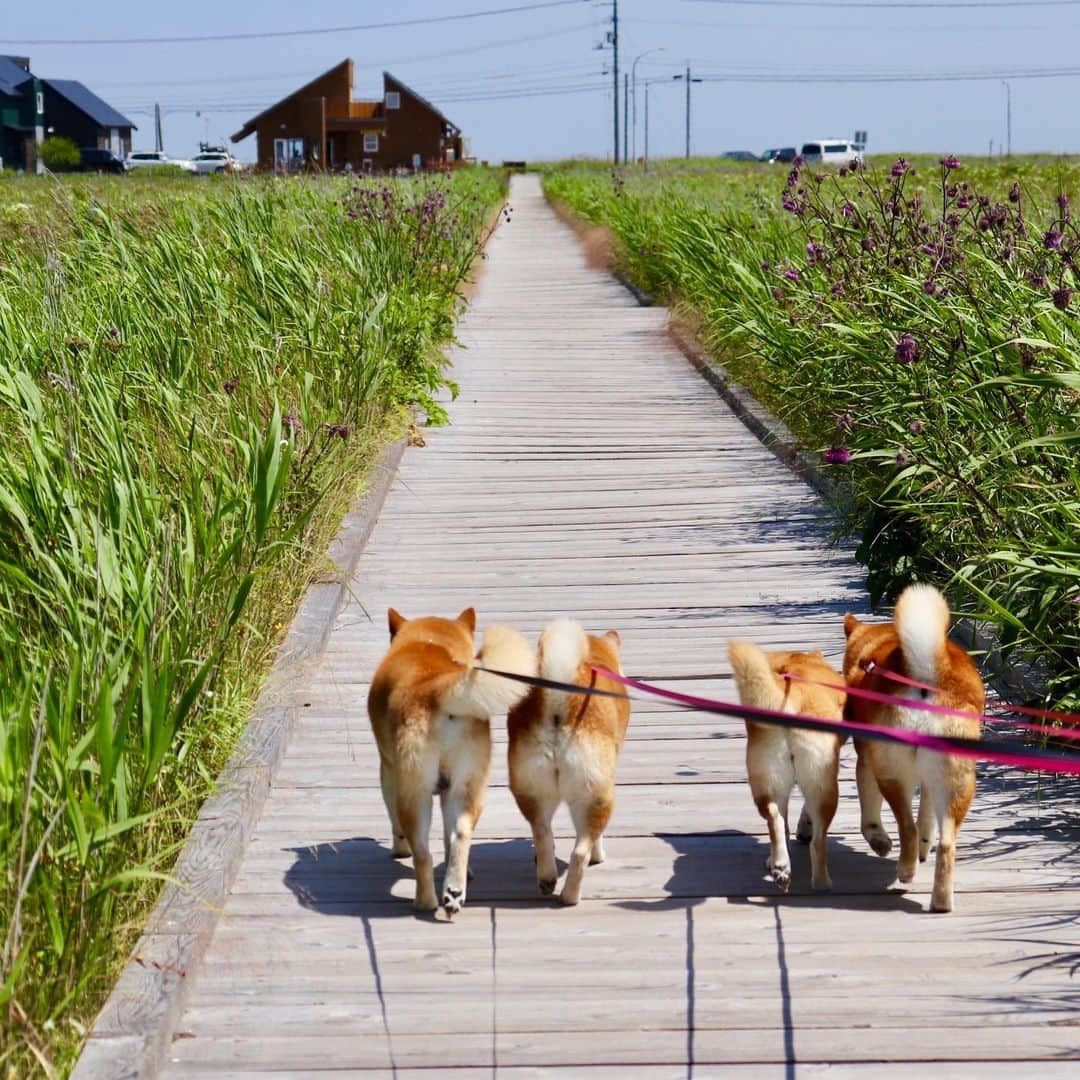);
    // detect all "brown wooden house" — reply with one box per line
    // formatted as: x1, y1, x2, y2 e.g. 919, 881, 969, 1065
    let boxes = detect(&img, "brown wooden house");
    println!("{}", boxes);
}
231, 60, 463, 173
